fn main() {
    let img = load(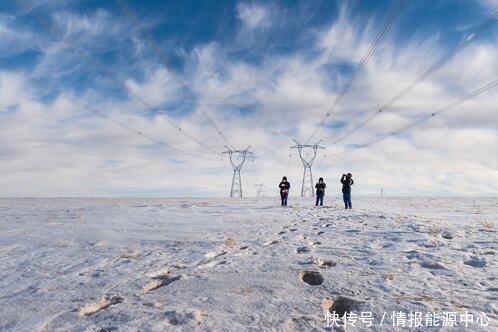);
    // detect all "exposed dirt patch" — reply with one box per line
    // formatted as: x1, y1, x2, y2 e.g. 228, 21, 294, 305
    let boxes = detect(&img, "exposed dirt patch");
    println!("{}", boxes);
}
143, 275, 181, 293
80, 295, 123, 316
224, 236, 237, 248
317, 259, 336, 268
